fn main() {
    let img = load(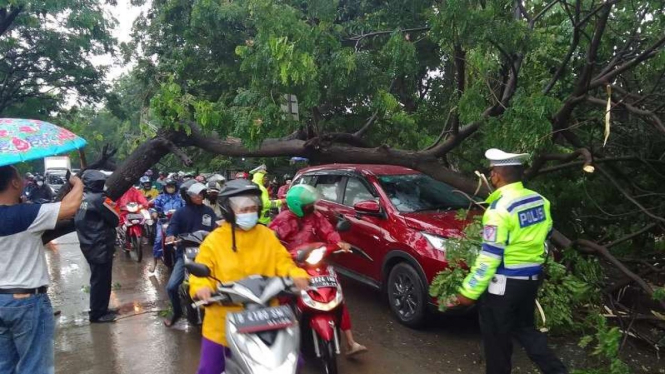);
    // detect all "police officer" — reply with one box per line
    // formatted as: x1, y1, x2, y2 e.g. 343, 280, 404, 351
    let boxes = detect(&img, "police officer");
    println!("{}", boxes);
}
455, 149, 568, 374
